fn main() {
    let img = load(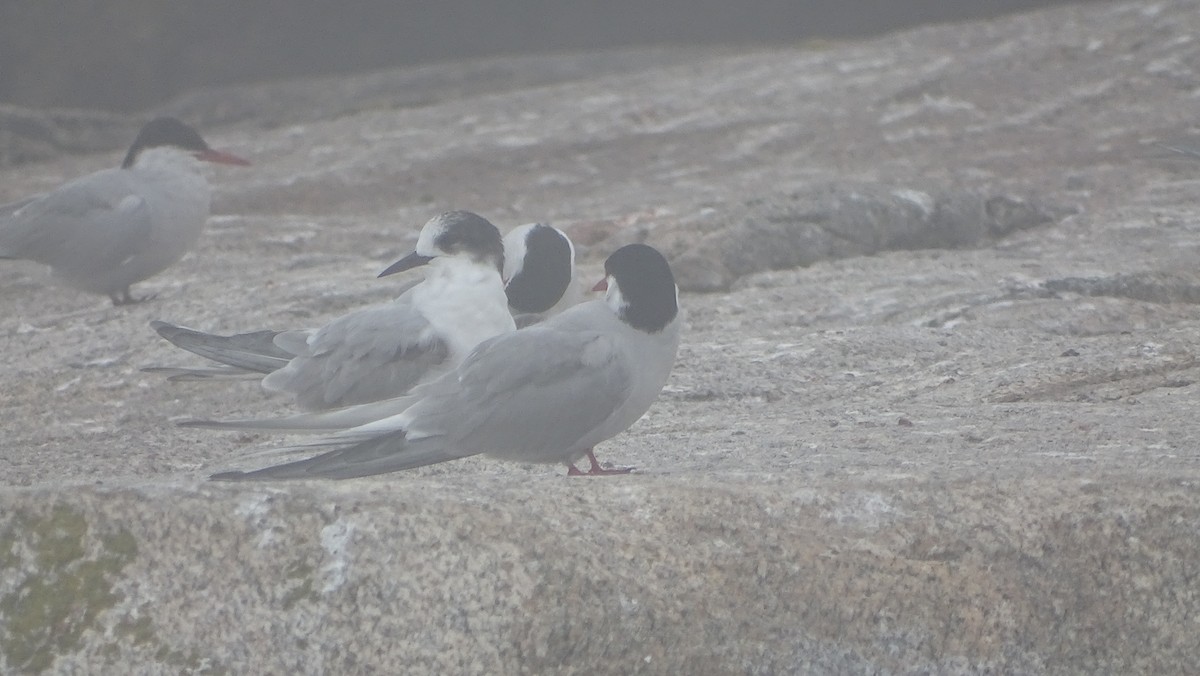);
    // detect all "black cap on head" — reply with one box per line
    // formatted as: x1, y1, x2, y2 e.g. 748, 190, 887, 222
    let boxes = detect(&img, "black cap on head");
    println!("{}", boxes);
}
604, 243, 677, 333
432, 211, 505, 273
122, 117, 209, 168
505, 225, 573, 314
